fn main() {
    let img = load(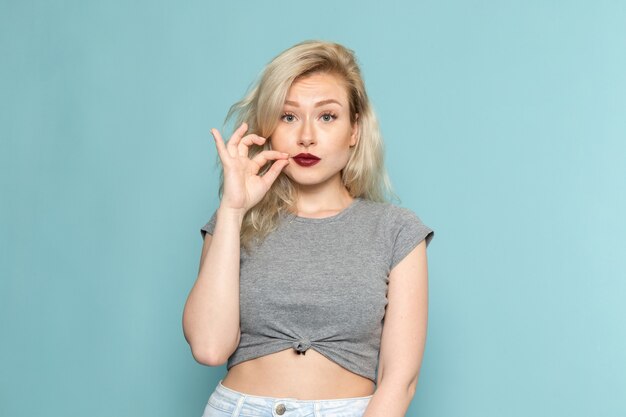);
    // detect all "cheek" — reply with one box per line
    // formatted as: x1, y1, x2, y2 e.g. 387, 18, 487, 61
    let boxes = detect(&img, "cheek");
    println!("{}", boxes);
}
268, 139, 279, 151
268, 130, 288, 151
328, 145, 353, 169
333, 129, 357, 152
